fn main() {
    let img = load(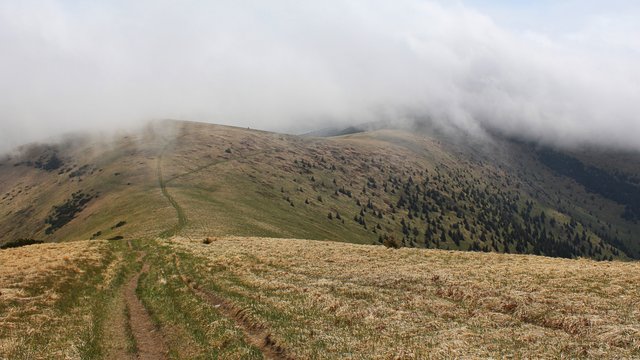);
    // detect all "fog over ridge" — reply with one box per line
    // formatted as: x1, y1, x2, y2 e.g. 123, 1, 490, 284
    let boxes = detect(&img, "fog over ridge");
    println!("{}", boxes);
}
1, 1, 639, 152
